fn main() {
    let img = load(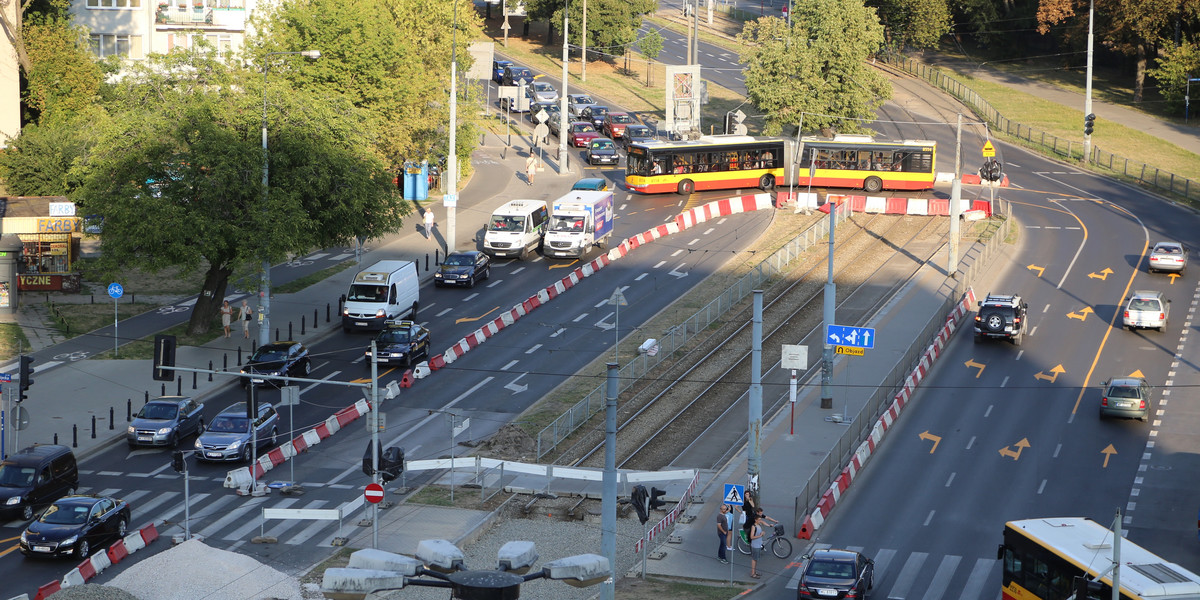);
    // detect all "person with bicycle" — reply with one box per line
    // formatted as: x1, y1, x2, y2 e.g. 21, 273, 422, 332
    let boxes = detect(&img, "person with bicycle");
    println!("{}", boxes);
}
754, 506, 779, 528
